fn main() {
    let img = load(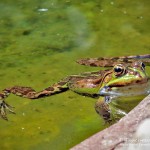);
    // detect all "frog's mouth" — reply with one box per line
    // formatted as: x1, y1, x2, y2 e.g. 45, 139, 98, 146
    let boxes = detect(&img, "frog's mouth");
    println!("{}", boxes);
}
99, 81, 150, 97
